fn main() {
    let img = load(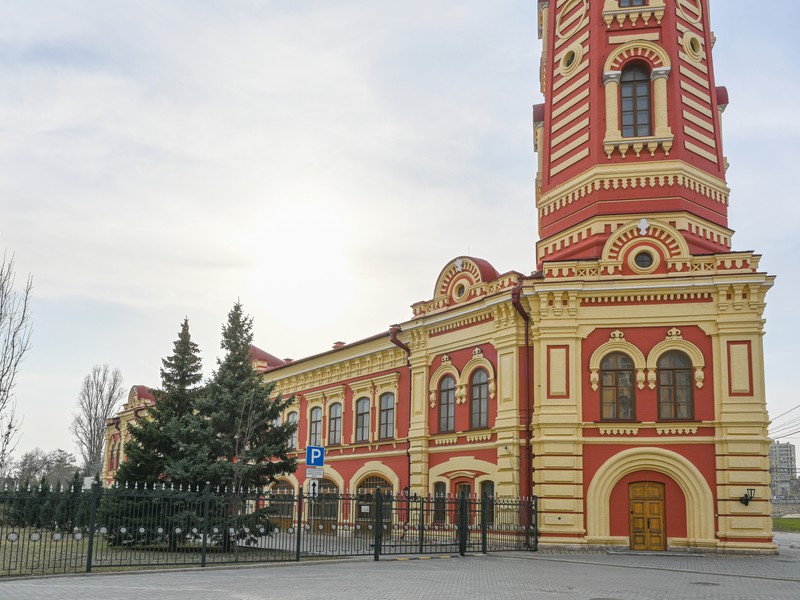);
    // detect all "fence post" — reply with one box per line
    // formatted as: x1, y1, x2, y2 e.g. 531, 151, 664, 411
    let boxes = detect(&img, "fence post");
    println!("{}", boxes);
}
481, 492, 488, 554
458, 492, 467, 557
201, 482, 211, 568
85, 482, 100, 573
417, 495, 424, 555
295, 492, 304, 562
373, 490, 383, 561
532, 496, 538, 552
